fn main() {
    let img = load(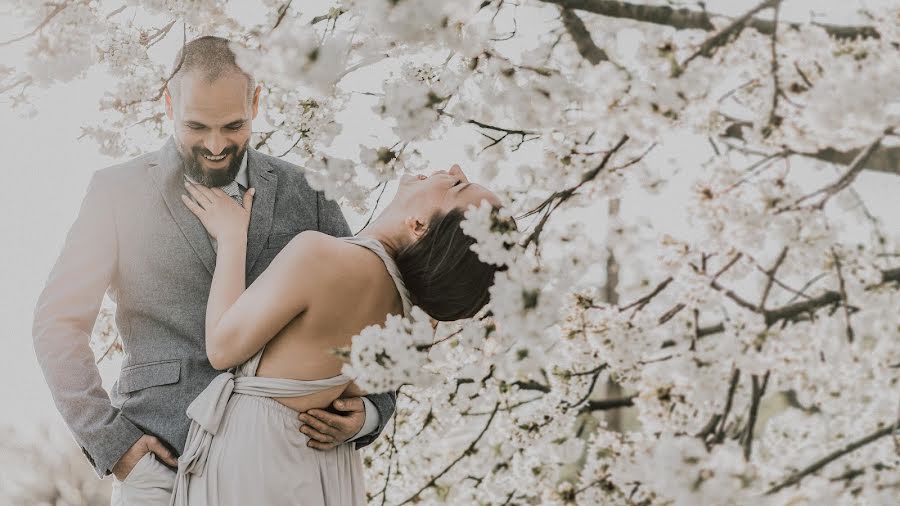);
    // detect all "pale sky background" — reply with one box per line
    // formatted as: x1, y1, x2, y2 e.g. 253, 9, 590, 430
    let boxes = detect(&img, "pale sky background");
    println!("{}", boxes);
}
0, 0, 897, 449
